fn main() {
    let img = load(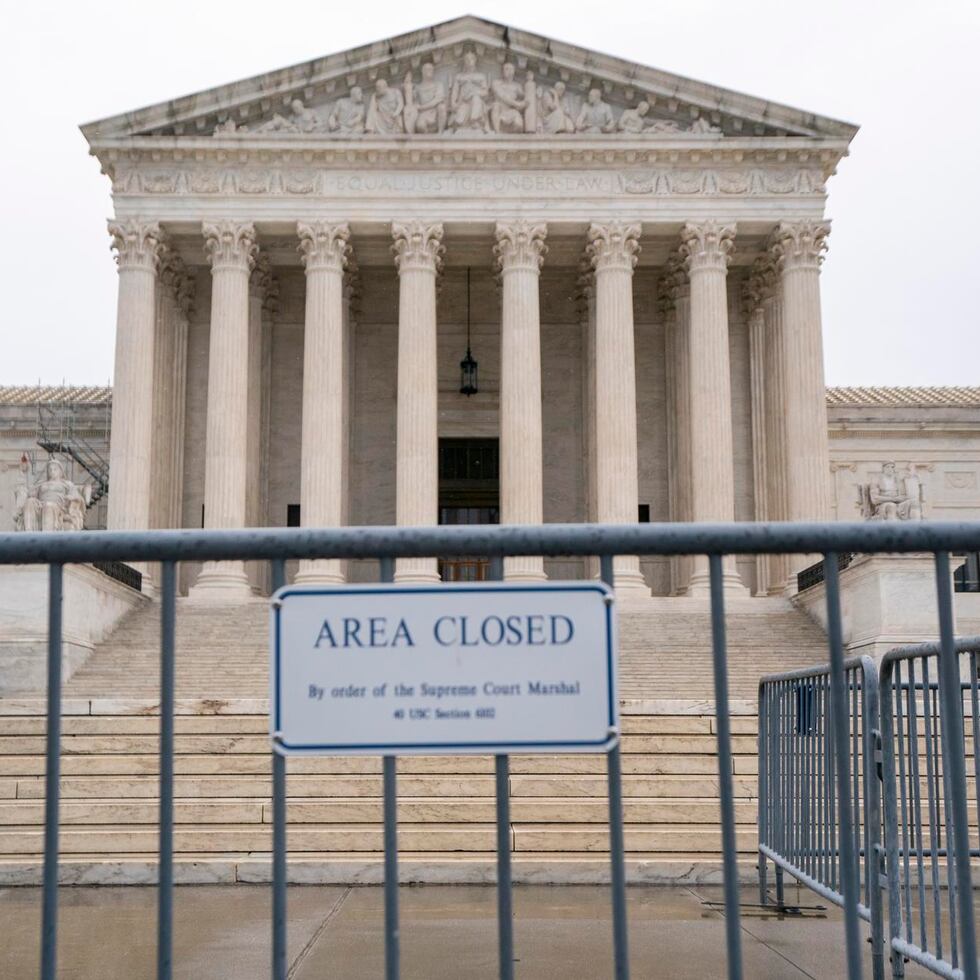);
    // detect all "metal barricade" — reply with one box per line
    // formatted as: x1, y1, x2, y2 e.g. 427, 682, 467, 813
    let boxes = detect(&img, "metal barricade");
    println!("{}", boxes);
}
758, 656, 884, 980
879, 635, 980, 980
3, 520, 980, 980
